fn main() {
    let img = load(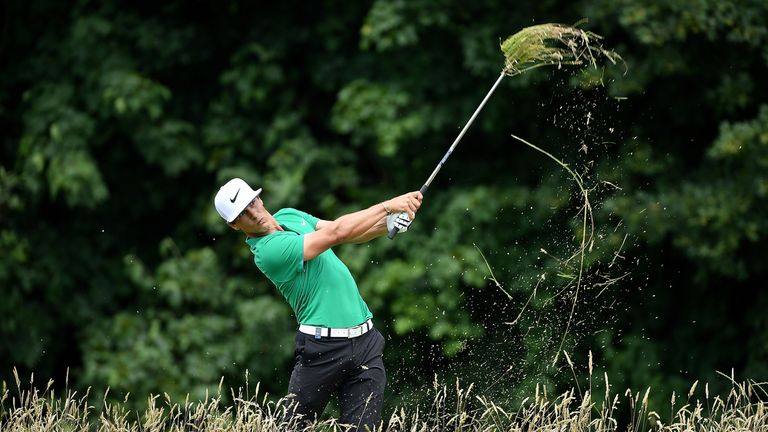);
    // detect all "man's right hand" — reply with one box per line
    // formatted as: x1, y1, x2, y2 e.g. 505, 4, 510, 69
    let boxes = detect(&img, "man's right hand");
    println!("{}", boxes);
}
383, 191, 423, 220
